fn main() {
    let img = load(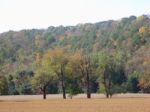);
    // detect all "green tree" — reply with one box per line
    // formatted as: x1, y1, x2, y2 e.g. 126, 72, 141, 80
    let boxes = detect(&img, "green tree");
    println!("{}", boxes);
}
97, 51, 126, 98
32, 53, 56, 99
65, 54, 82, 98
